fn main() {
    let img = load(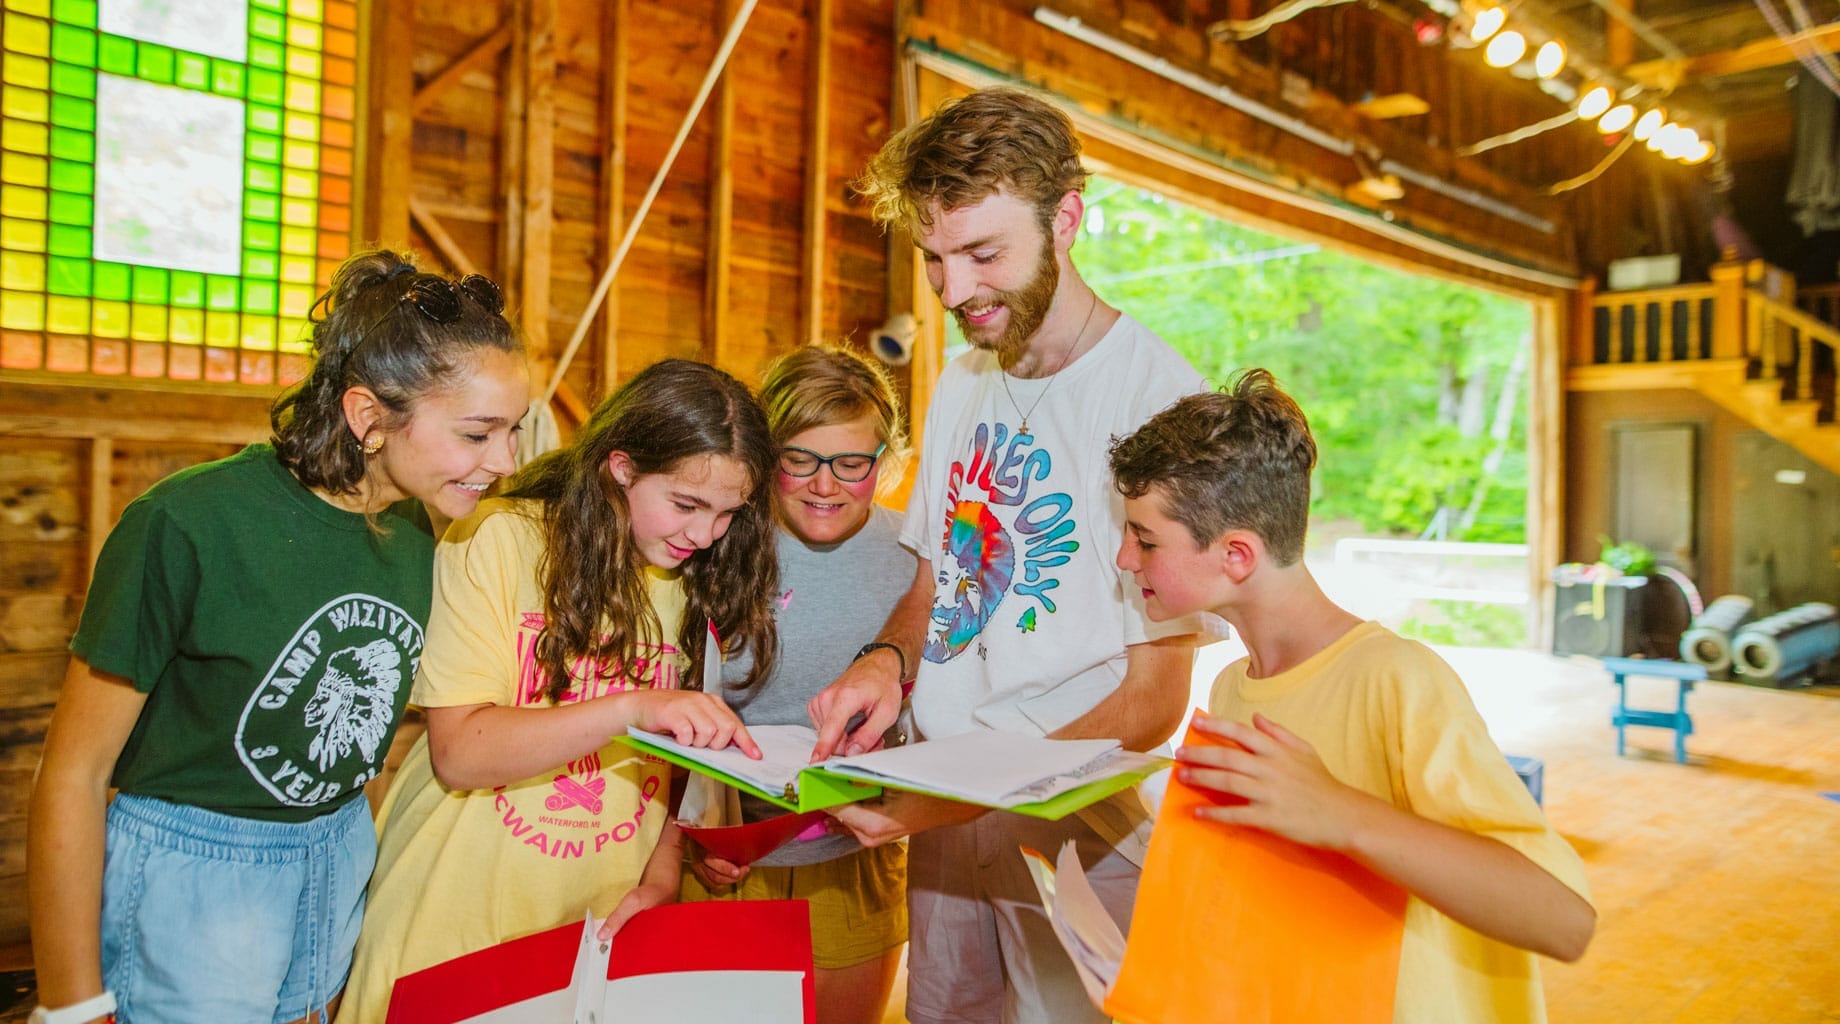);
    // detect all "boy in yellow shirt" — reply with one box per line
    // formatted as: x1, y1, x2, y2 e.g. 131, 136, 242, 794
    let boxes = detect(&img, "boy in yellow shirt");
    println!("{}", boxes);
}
1107, 369, 1595, 1022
